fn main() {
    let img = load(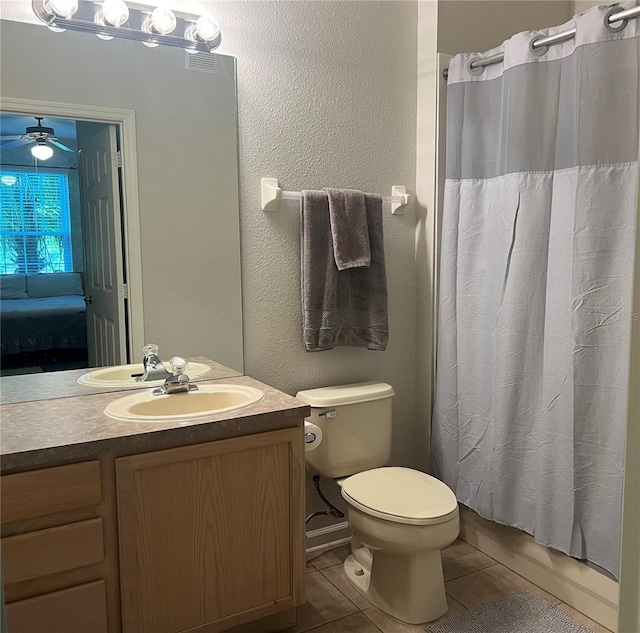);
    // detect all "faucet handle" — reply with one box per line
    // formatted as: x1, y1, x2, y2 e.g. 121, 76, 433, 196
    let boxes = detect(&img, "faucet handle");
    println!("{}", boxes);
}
169, 356, 188, 376
143, 344, 159, 358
